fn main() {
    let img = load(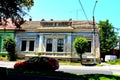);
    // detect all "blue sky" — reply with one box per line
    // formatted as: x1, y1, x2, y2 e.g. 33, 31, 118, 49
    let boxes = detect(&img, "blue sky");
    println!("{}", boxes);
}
24, 0, 120, 34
